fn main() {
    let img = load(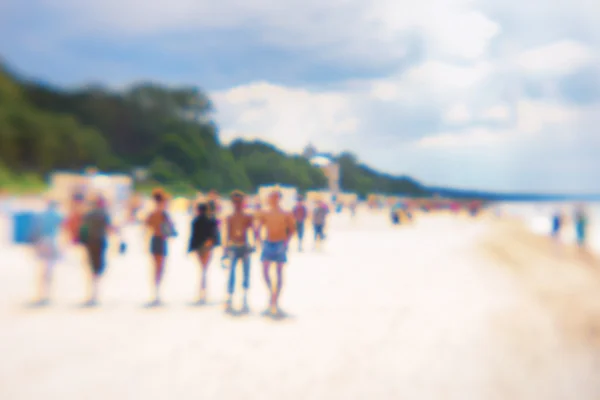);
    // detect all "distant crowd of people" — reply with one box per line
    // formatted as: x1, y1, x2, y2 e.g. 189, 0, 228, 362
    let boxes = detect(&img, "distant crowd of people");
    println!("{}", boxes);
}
388, 199, 484, 225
